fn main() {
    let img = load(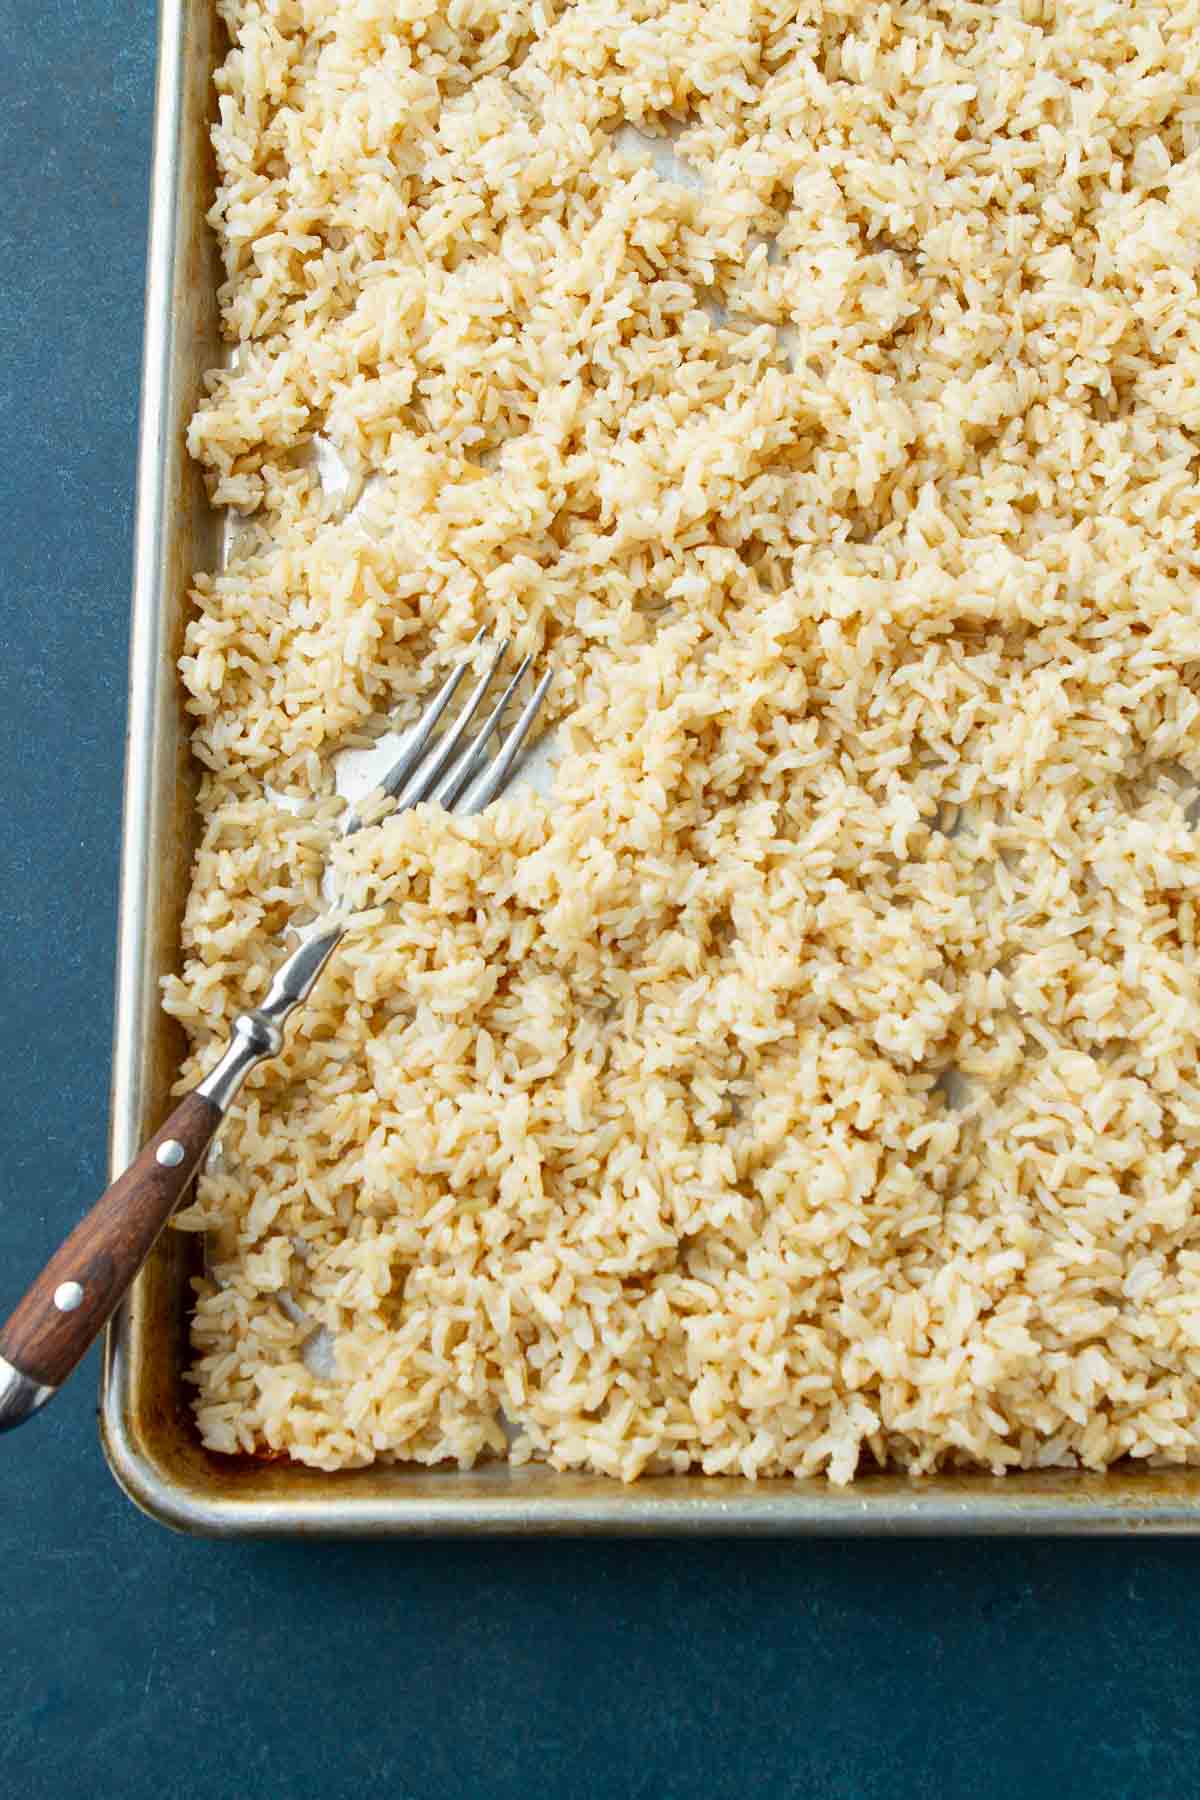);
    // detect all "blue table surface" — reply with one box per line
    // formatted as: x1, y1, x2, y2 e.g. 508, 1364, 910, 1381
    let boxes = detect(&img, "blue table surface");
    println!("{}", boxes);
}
1, 4, 1198, 1795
